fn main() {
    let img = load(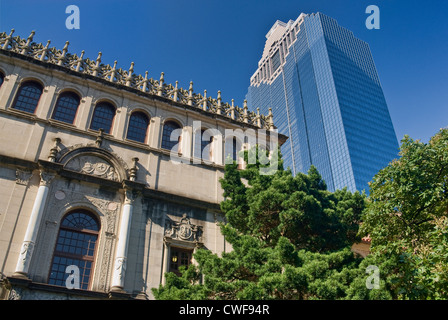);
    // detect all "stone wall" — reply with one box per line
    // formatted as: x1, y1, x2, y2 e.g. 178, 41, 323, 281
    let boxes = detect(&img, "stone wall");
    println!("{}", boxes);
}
0, 46, 279, 299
